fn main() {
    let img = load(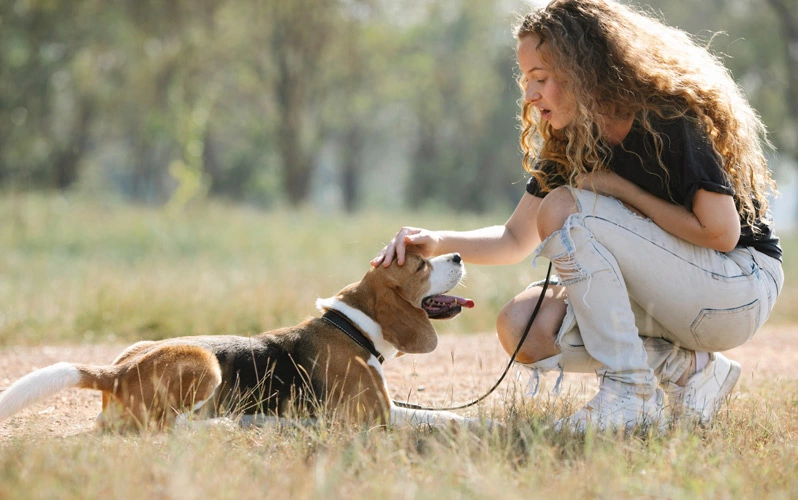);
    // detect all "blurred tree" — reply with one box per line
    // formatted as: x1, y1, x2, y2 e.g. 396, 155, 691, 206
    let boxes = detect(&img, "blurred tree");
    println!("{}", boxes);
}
0, 0, 793, 213
322, 4, 374, 212
644, 0, 798, 165
196, 1, 279, 204
0, 1, 104, 190
400, 0, 523, 211
113, 0, 225, 203
259, 0, 338, 206
765, 0, 798, 158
